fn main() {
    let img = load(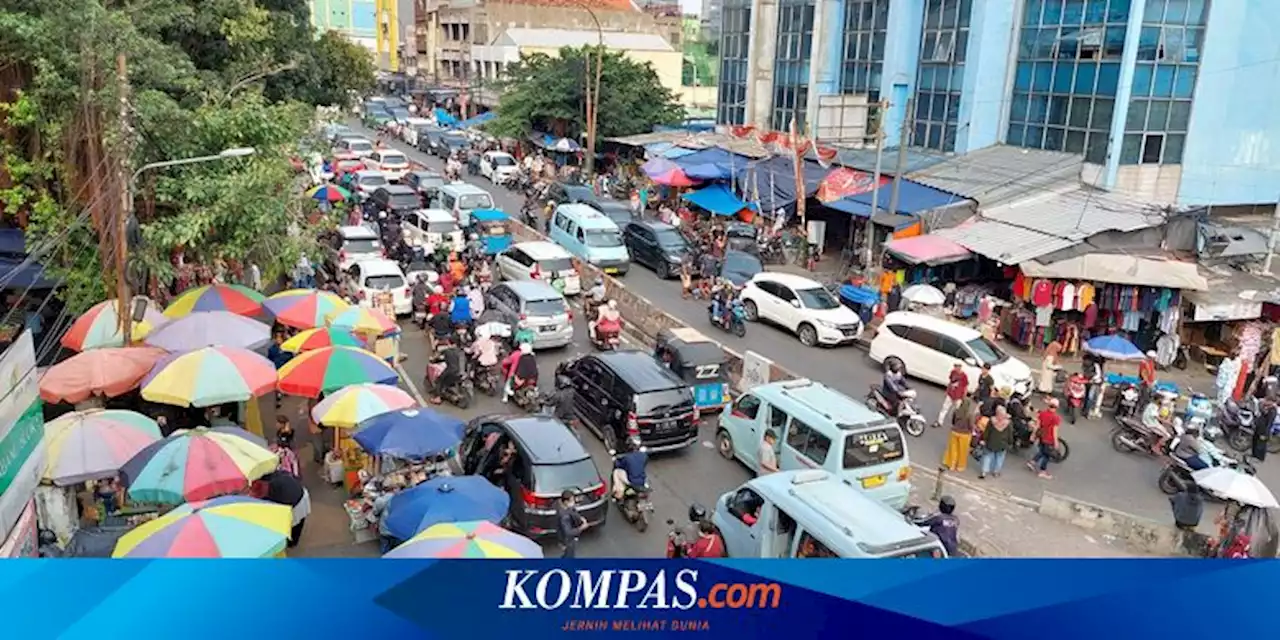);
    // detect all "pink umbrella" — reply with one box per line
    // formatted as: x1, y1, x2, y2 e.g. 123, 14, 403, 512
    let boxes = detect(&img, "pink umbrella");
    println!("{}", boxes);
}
40, 347, 169, 404
641, 157, 698, 187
